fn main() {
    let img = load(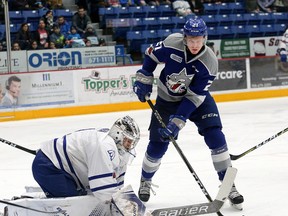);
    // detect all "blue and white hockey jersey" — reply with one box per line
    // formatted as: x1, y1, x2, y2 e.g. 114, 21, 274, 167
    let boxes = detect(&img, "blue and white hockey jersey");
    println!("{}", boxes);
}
142, 33, 218, 118
40, 128, 131, 201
